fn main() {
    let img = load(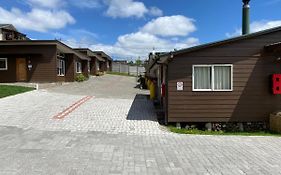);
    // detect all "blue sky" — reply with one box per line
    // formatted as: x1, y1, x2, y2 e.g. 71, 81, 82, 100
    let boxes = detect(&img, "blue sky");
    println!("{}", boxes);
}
0, 0, 281, 60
